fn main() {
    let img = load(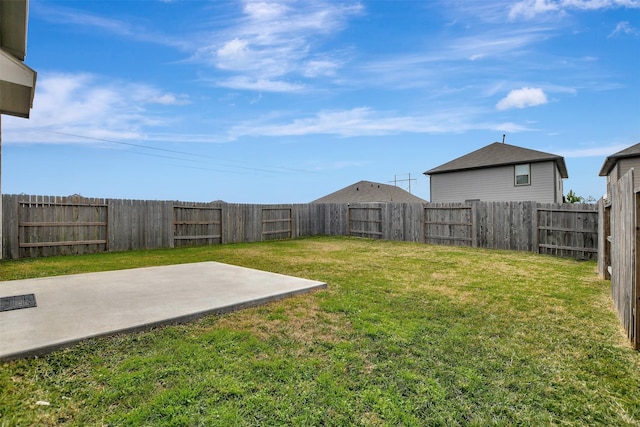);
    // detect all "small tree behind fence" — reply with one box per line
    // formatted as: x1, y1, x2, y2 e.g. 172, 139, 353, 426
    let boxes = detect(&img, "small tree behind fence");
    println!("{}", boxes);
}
3, 195, 597, 261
